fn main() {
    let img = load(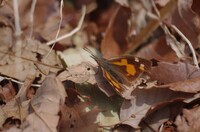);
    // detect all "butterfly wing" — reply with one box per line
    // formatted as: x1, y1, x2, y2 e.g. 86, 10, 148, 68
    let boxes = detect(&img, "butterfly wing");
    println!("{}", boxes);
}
102, 56, 151, 94
108, 56, 151, 82
88, 51, 151, 96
